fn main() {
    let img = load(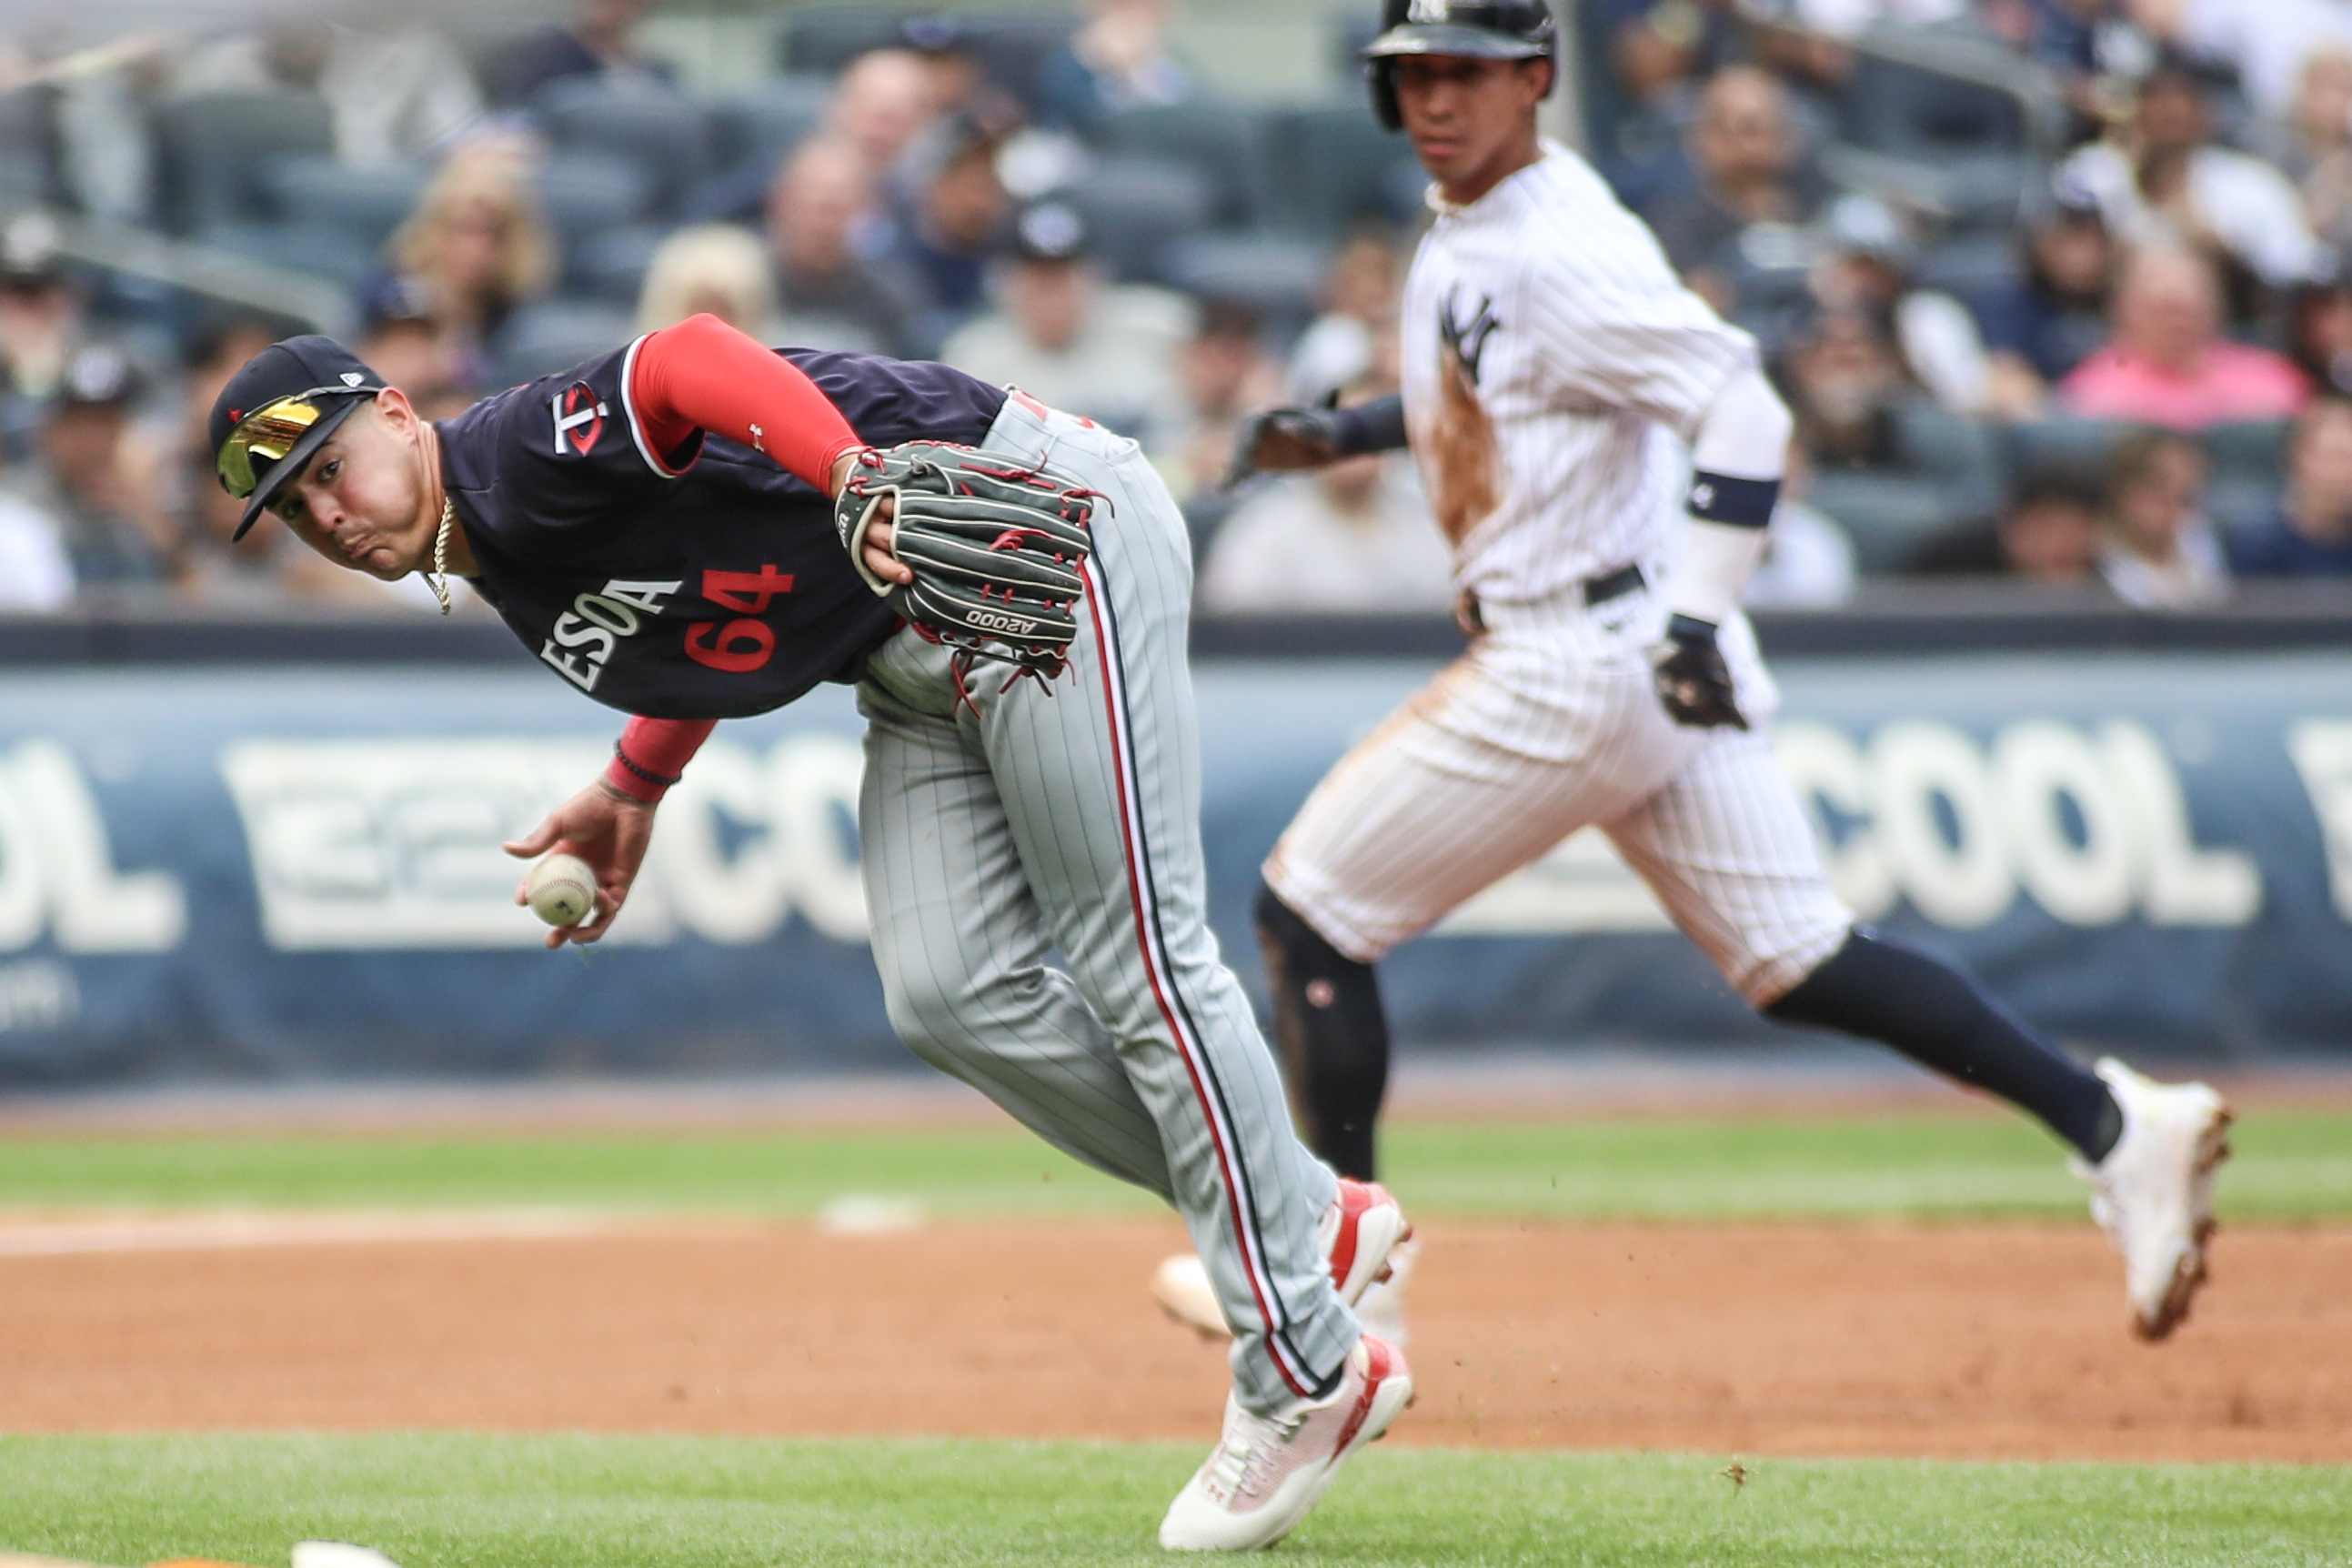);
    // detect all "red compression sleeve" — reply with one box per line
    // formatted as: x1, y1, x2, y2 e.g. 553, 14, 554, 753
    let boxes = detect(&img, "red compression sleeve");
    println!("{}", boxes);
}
627, 313, 866, 489
603, 716, 717, 804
